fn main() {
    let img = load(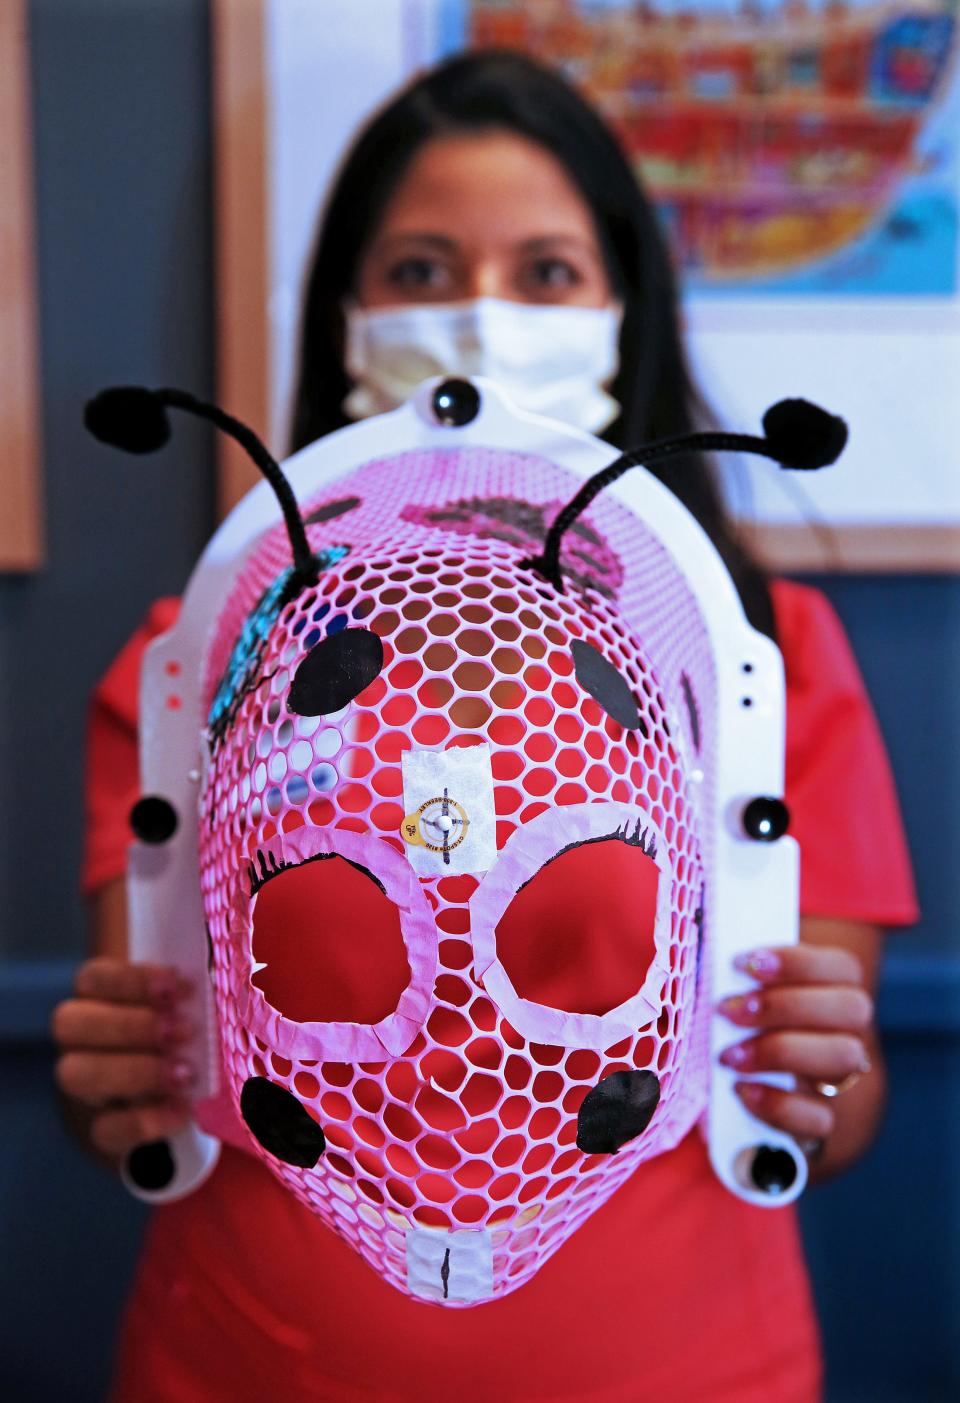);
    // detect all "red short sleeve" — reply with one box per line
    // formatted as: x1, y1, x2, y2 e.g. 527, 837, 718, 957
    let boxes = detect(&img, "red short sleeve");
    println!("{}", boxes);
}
773, 580, 919, 926
82, 598, 182, 897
